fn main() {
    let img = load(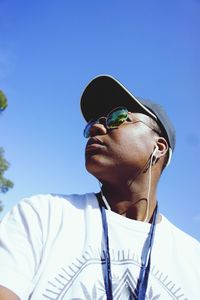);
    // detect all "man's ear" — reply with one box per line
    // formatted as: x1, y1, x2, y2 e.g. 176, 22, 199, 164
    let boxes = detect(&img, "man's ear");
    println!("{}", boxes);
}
153, 137, 169, 161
